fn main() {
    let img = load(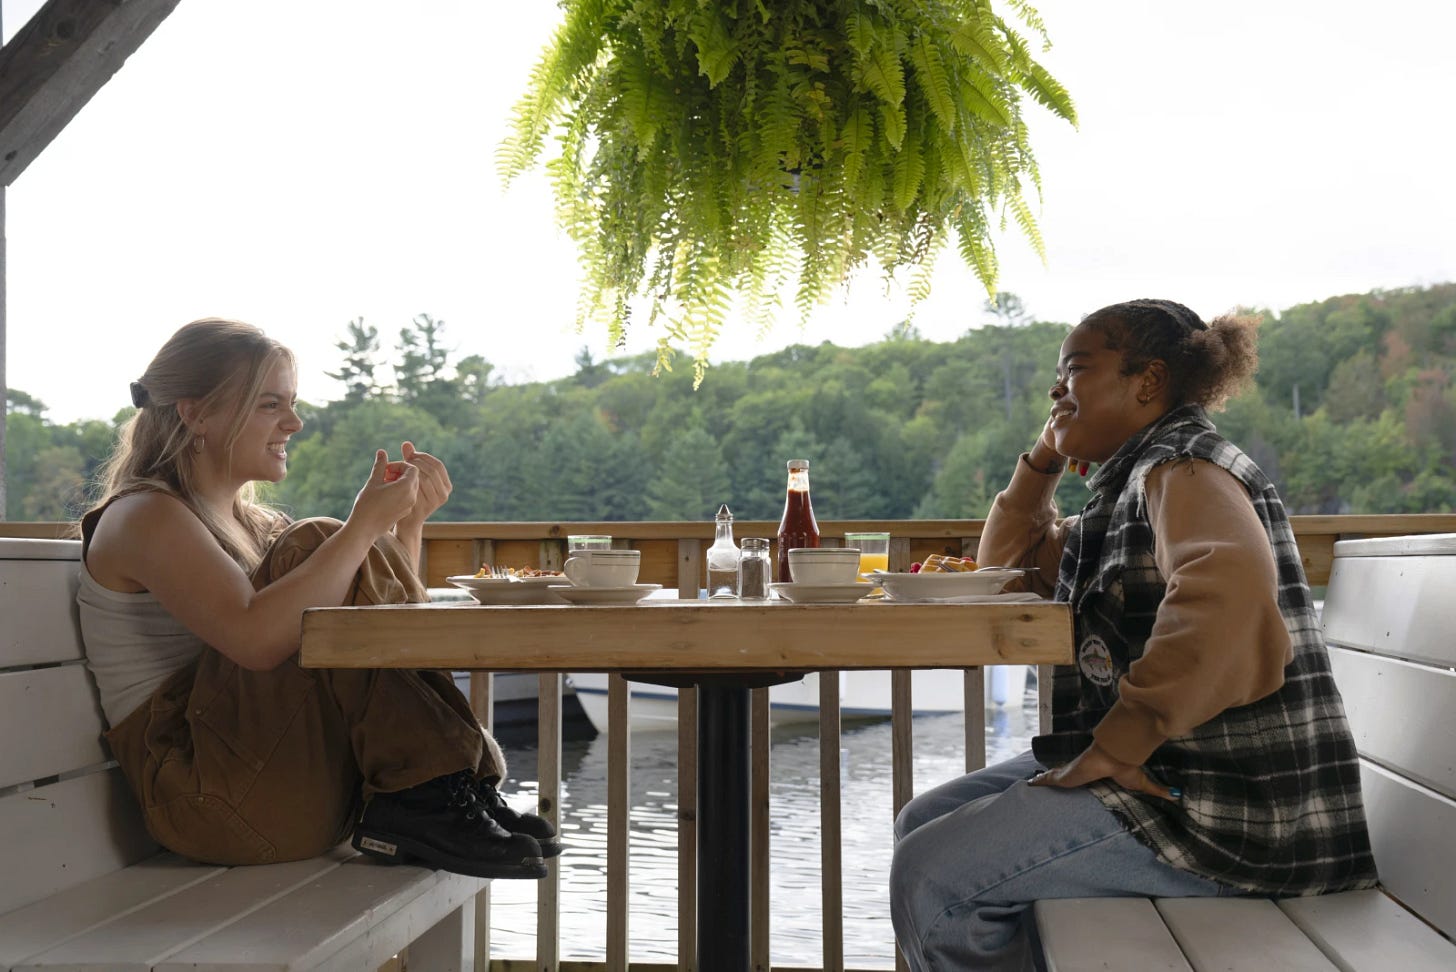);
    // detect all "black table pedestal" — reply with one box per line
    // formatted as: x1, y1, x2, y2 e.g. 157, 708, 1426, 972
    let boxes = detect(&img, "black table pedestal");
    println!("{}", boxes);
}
697, 683, 750, 971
